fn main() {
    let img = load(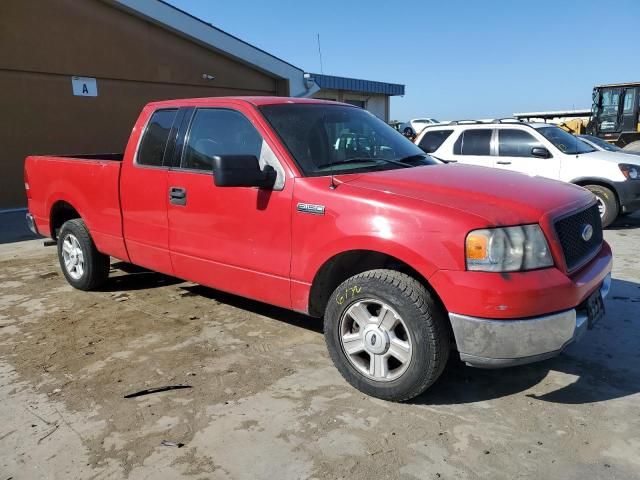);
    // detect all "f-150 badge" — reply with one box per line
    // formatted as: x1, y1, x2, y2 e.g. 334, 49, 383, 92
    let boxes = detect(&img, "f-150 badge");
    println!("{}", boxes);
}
297, 203, 325, 215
